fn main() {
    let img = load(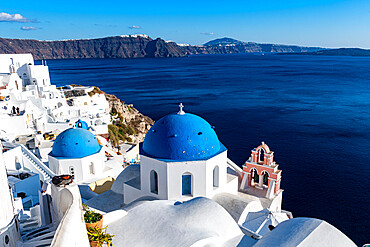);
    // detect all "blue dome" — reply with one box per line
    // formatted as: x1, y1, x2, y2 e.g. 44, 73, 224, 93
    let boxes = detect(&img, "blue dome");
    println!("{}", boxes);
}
142, 113, 226, 161
51, 128, 101, 158
75, 119, 89, 130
